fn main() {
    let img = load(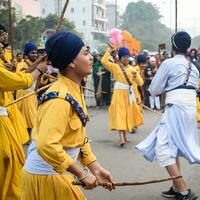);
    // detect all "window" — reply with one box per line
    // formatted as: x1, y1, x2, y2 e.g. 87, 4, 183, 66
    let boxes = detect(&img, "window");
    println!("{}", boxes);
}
82, 20, 86, 26
2, 1, 7, 7
42, 8, 45, 15
82, 7, 85, 13
71, 8, 74, 13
